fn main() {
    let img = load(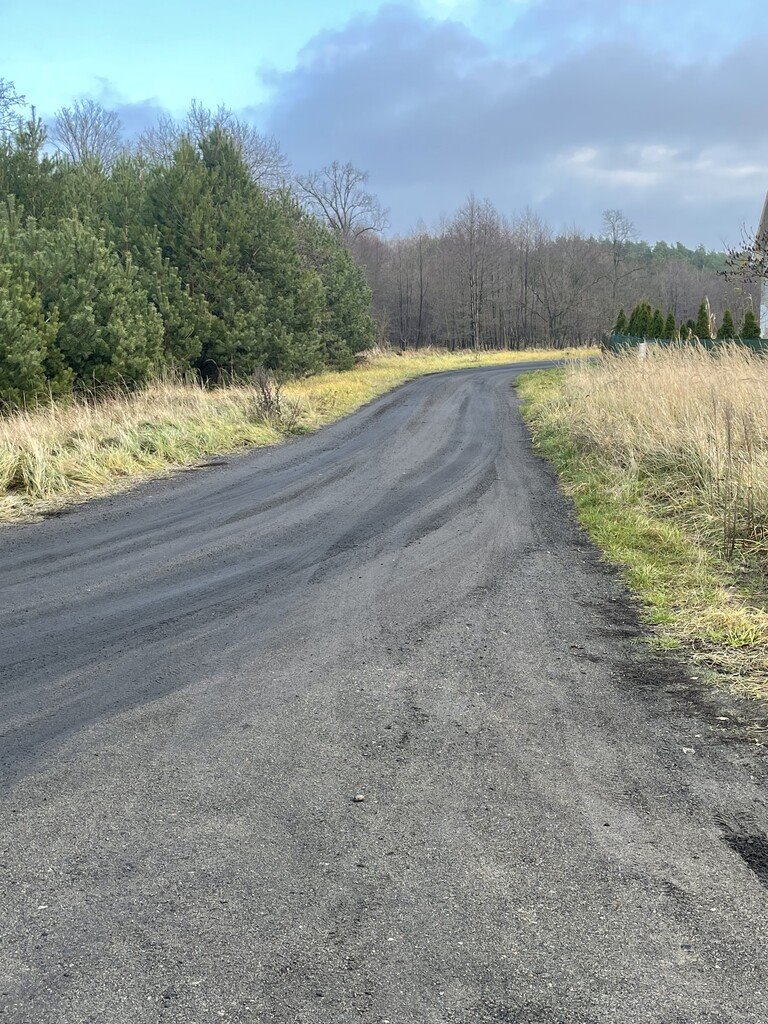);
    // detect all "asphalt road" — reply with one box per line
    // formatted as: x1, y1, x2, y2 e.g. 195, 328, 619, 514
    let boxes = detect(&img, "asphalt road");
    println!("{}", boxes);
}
1, 363, 767, 1024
